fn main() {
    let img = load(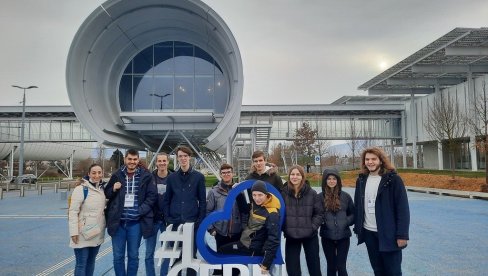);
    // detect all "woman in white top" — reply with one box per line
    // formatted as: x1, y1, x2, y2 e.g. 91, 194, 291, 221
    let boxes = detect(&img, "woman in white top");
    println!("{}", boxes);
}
68, 164, 106, 276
